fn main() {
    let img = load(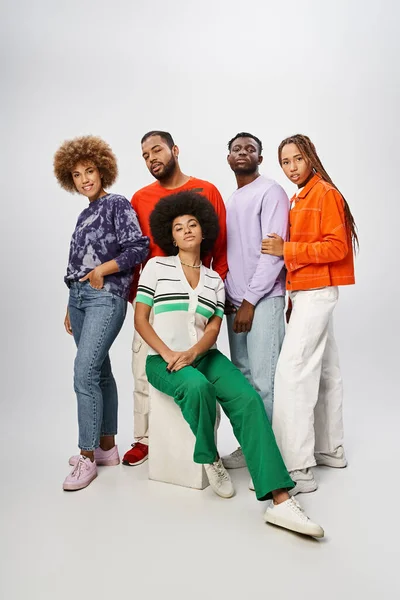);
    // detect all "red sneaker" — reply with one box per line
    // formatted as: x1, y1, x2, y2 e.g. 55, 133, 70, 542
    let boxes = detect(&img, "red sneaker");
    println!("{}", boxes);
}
122, 442, 149, 466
